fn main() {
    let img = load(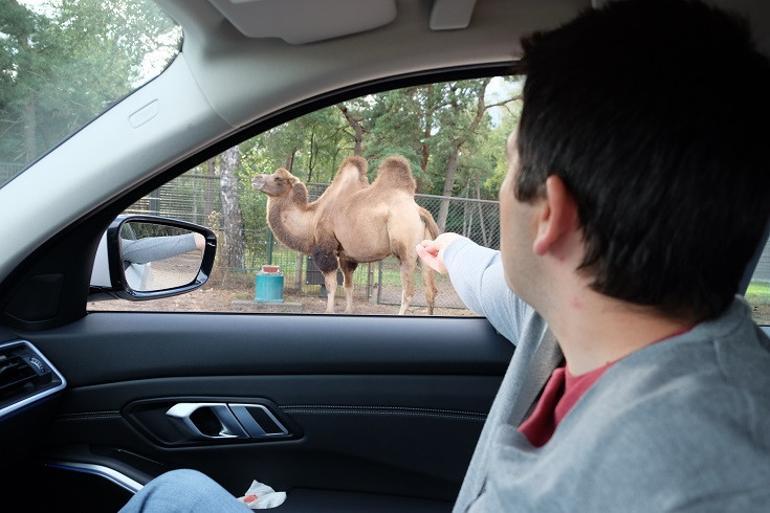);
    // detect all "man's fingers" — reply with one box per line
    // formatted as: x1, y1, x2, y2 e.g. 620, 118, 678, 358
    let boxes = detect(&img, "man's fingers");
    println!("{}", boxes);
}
416, 243, 446, 274
417, 240, 439, 256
